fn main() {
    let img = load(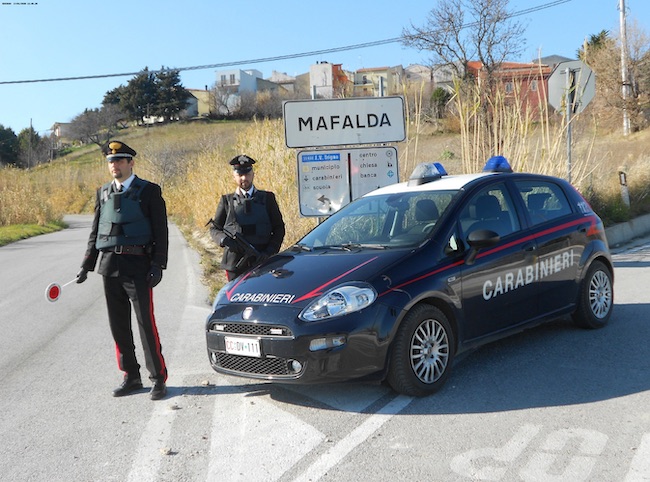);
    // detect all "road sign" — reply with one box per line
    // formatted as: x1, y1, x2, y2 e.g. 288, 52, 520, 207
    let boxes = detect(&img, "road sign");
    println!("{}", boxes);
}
284, 97, 406, 148
298, 146, 399, 216
547, 60, 595, 114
